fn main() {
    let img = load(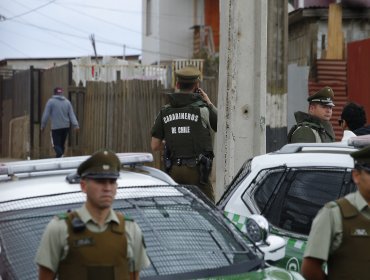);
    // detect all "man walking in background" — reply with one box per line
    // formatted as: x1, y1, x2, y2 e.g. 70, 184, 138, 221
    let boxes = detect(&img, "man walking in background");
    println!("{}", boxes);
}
41, 86, 79, 157
288, 86, 336, 143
